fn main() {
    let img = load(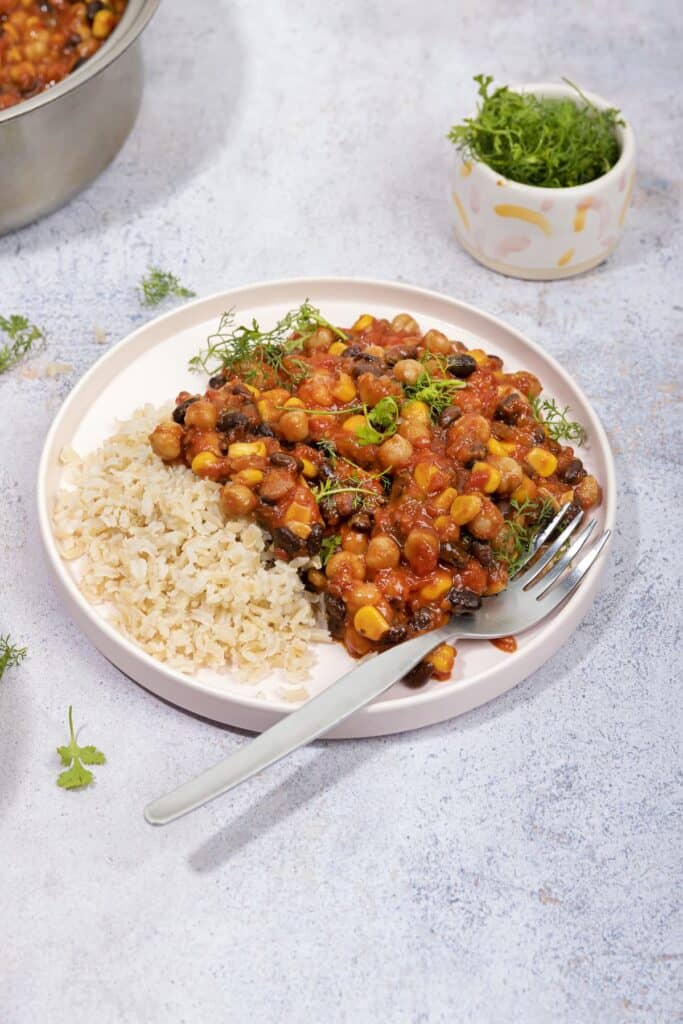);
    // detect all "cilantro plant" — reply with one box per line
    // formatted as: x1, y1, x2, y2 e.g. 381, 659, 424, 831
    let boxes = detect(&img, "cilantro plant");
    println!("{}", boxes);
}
448, 75, 623, 188
0, 635, 26, 680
